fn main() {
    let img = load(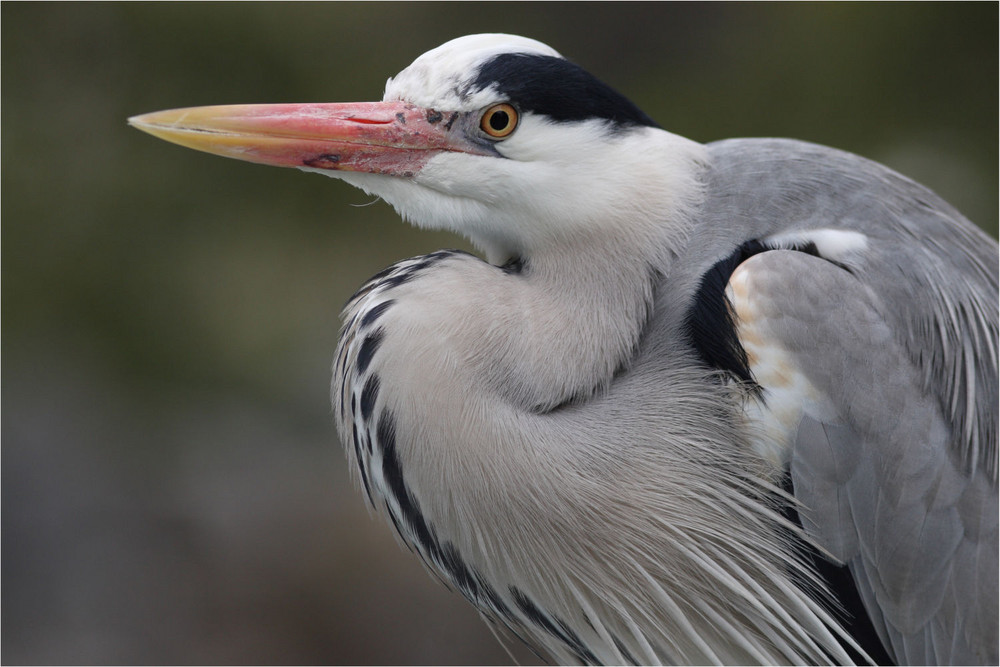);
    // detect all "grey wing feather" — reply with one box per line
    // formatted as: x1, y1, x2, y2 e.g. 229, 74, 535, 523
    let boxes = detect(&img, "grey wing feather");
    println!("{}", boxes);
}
734, 248, 997, 665
700, 142, 1000, 664
697, 138, 999, 665
704, 138, 998, 480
